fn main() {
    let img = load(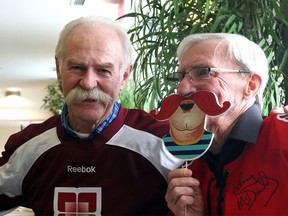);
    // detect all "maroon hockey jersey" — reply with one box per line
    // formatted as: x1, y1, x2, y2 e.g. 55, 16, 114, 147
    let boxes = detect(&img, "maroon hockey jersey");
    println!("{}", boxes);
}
0, 106, 183, 215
